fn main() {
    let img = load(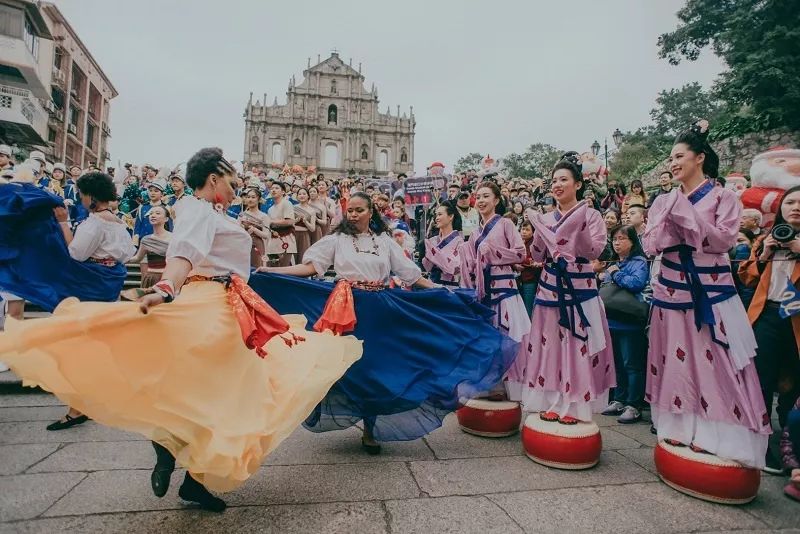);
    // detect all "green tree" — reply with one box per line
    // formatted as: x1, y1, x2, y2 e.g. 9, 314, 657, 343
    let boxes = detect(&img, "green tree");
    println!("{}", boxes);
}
454, 152, 484, 172
610, 142, 660, 182
658, 0, 800, 129
502, 143, 562, 178
650, 82, 721, 137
